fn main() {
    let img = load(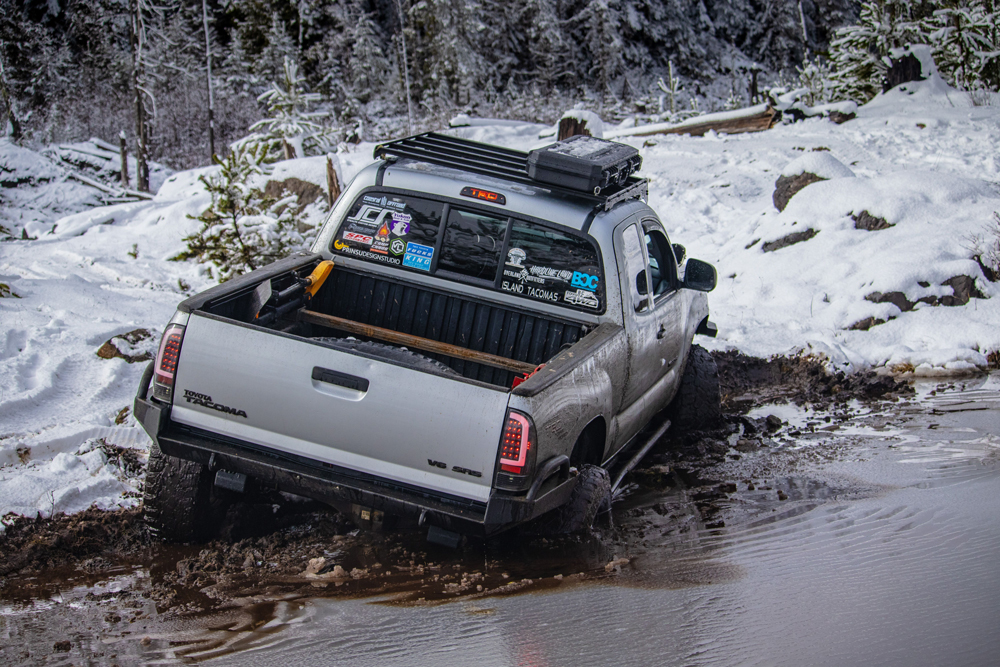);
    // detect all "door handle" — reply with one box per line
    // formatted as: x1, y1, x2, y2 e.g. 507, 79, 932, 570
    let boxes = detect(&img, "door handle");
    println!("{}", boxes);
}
656, 324, 667, 339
